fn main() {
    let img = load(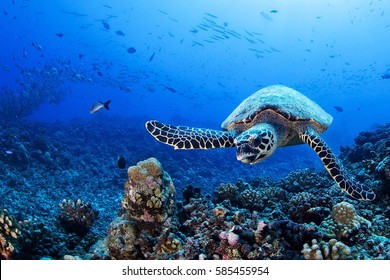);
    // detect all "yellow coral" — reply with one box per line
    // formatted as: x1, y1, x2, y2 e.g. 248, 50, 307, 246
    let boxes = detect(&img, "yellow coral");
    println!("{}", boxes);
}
302, 238, 352, 260
161, 237, 182, 254
128, 166, 148, 182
